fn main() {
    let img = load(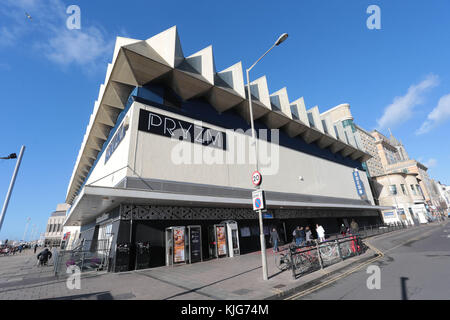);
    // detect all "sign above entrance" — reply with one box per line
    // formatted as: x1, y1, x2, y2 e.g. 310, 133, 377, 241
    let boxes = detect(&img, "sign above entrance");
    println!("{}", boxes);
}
252, 171, 262, 186
252, 190, 266, 211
